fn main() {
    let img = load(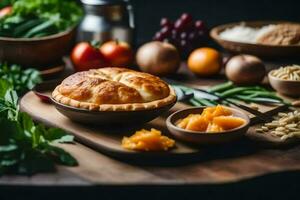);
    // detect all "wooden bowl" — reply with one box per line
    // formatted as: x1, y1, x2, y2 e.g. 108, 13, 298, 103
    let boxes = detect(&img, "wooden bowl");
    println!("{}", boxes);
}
210, 21, 300, 57
166, 106, 250, 145
0, 28, 76, 69
268, 70, 300, 97
51, 98, 177, 126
